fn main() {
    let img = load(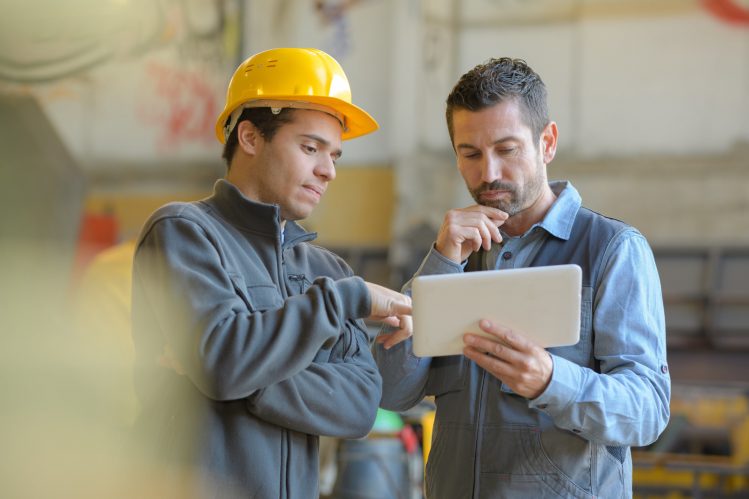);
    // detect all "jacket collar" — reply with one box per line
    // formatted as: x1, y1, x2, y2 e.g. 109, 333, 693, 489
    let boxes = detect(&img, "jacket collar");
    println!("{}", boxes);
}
205, 179, 317, 246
